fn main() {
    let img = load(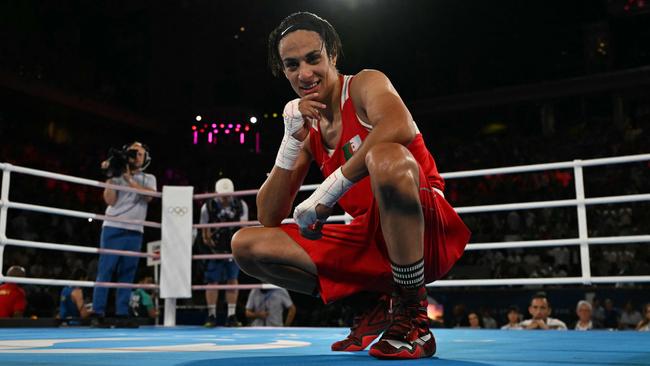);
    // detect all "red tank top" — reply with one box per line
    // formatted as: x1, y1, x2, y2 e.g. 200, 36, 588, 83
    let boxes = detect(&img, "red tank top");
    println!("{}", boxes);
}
309, 74, 444, 218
